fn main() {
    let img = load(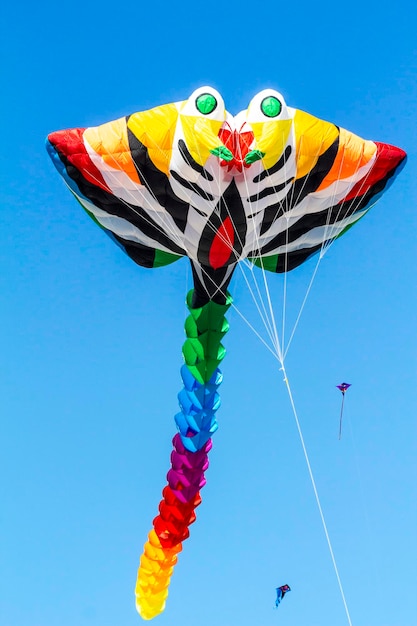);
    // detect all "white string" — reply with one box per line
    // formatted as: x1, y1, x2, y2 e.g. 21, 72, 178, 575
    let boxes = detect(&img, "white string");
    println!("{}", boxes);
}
235, 262, 354, 626
283, 253, 321, 359
240, 264, 354, 626
282, 366, 354, 626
